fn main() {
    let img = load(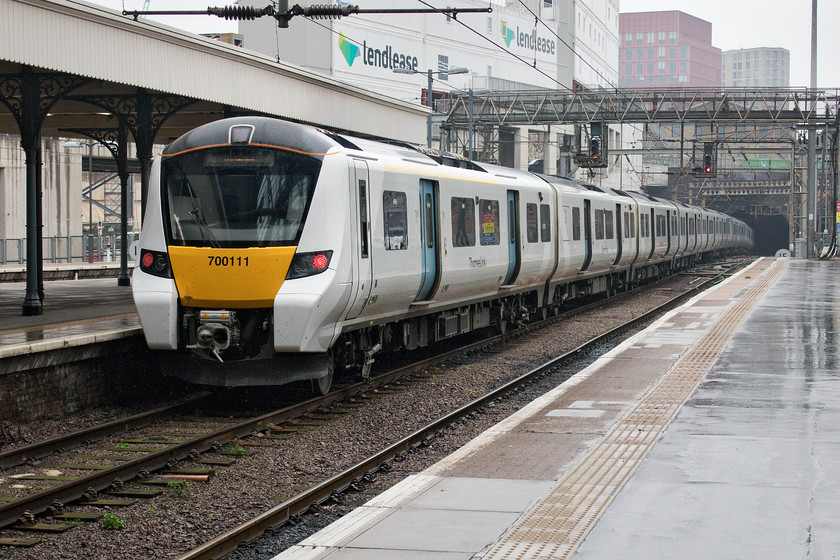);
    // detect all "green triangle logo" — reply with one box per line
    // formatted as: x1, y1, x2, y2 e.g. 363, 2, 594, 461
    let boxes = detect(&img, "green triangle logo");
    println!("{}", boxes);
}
500, 21, 514, 48
338, 32, 360, 66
